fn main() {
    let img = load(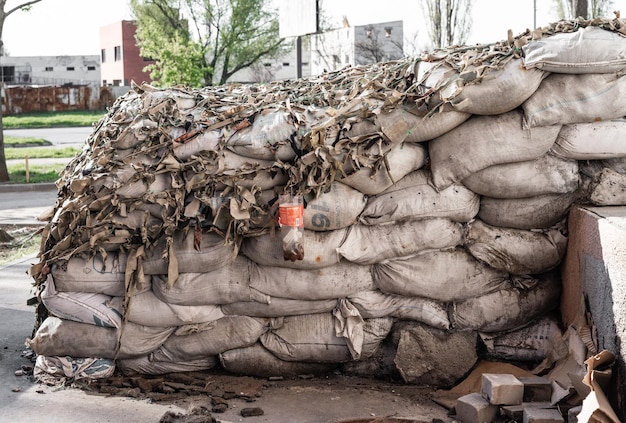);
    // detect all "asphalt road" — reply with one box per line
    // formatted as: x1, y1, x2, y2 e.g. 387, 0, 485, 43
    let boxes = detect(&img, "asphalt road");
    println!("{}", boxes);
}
5, 126, 94, 148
